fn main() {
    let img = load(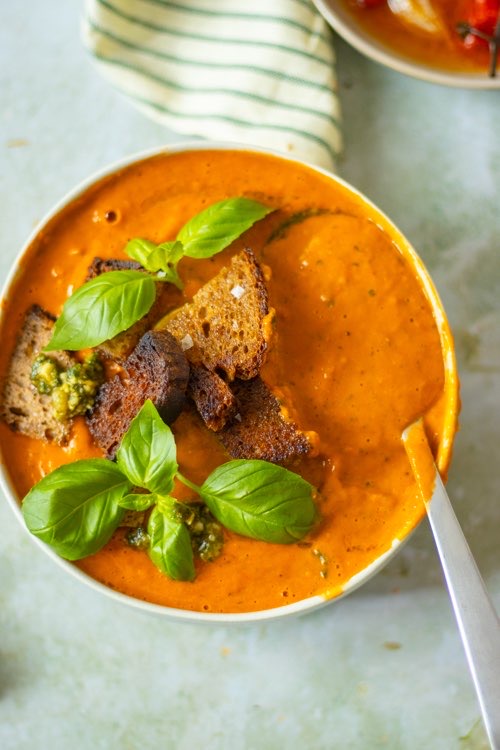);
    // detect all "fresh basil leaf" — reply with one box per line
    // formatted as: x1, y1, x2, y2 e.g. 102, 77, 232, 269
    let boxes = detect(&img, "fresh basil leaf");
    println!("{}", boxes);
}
125, 238, 159, 268
176, 197, 273, 259
148, 241, 184, 271
150, 242, 184, 289
118, 493, 156, 512
45, 270, 157, 351
116, 400, 178, 495
126, 238, 184, 289
148, 504, 195, 581
200, 460, 317, 544
22, 459, 131, 560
